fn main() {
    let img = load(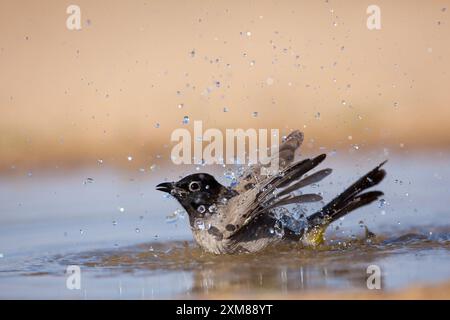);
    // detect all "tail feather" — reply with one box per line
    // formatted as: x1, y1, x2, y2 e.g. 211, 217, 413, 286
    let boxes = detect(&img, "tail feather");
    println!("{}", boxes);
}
328, 190, 384, 222
307, 161, 387, 227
